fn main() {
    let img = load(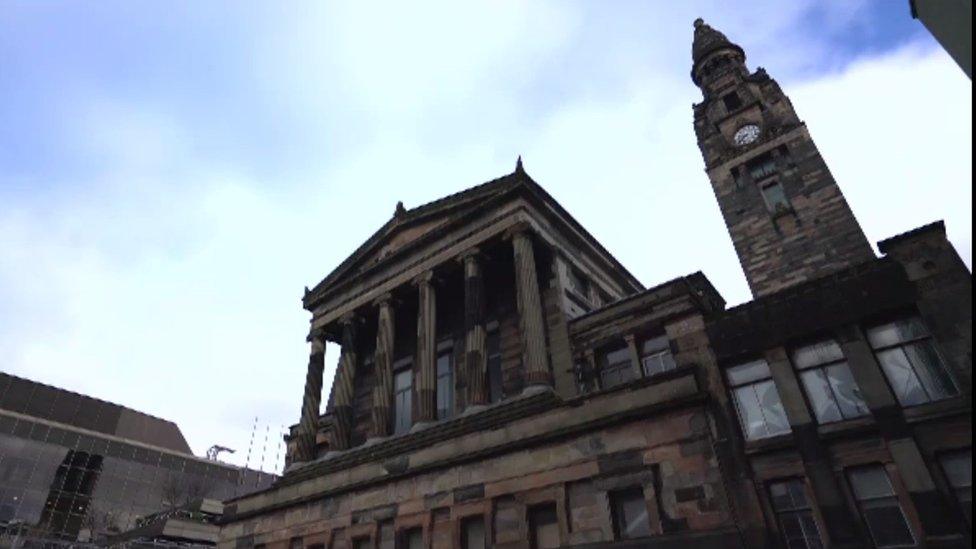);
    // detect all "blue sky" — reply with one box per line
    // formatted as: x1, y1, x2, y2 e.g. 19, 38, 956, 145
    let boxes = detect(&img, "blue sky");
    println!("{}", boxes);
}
1, 1, 971, 472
